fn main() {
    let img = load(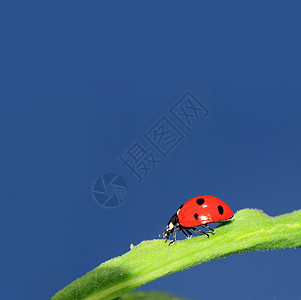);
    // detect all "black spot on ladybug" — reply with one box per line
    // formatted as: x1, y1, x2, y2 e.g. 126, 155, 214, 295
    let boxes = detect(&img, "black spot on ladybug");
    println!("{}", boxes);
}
218, 205, 224, 215
194, 213, 199, 220
196, 198, 205, 205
